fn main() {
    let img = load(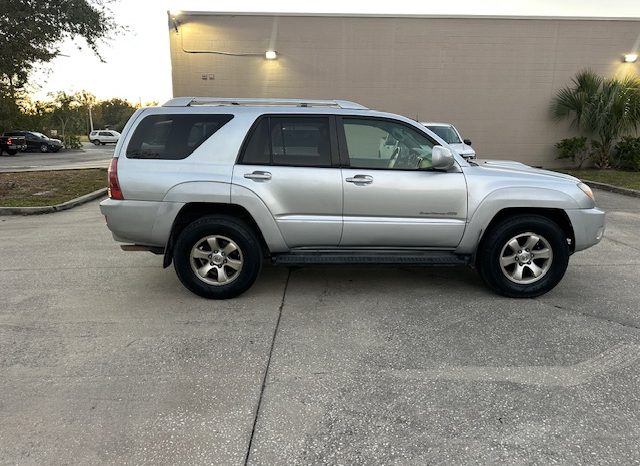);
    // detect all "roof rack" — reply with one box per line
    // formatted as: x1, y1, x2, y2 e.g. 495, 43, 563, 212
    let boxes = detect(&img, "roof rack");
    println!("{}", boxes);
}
162, 97, 368, 110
